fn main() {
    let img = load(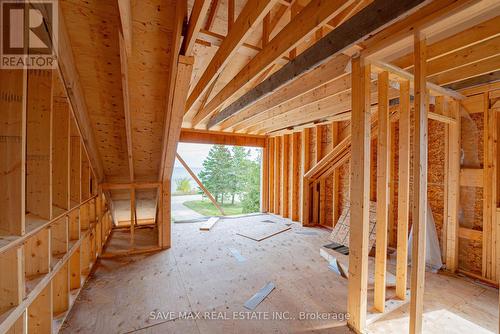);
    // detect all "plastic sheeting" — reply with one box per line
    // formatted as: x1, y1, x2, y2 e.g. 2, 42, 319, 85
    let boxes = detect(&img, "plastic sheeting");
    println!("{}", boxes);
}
407, 203, 443, 272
